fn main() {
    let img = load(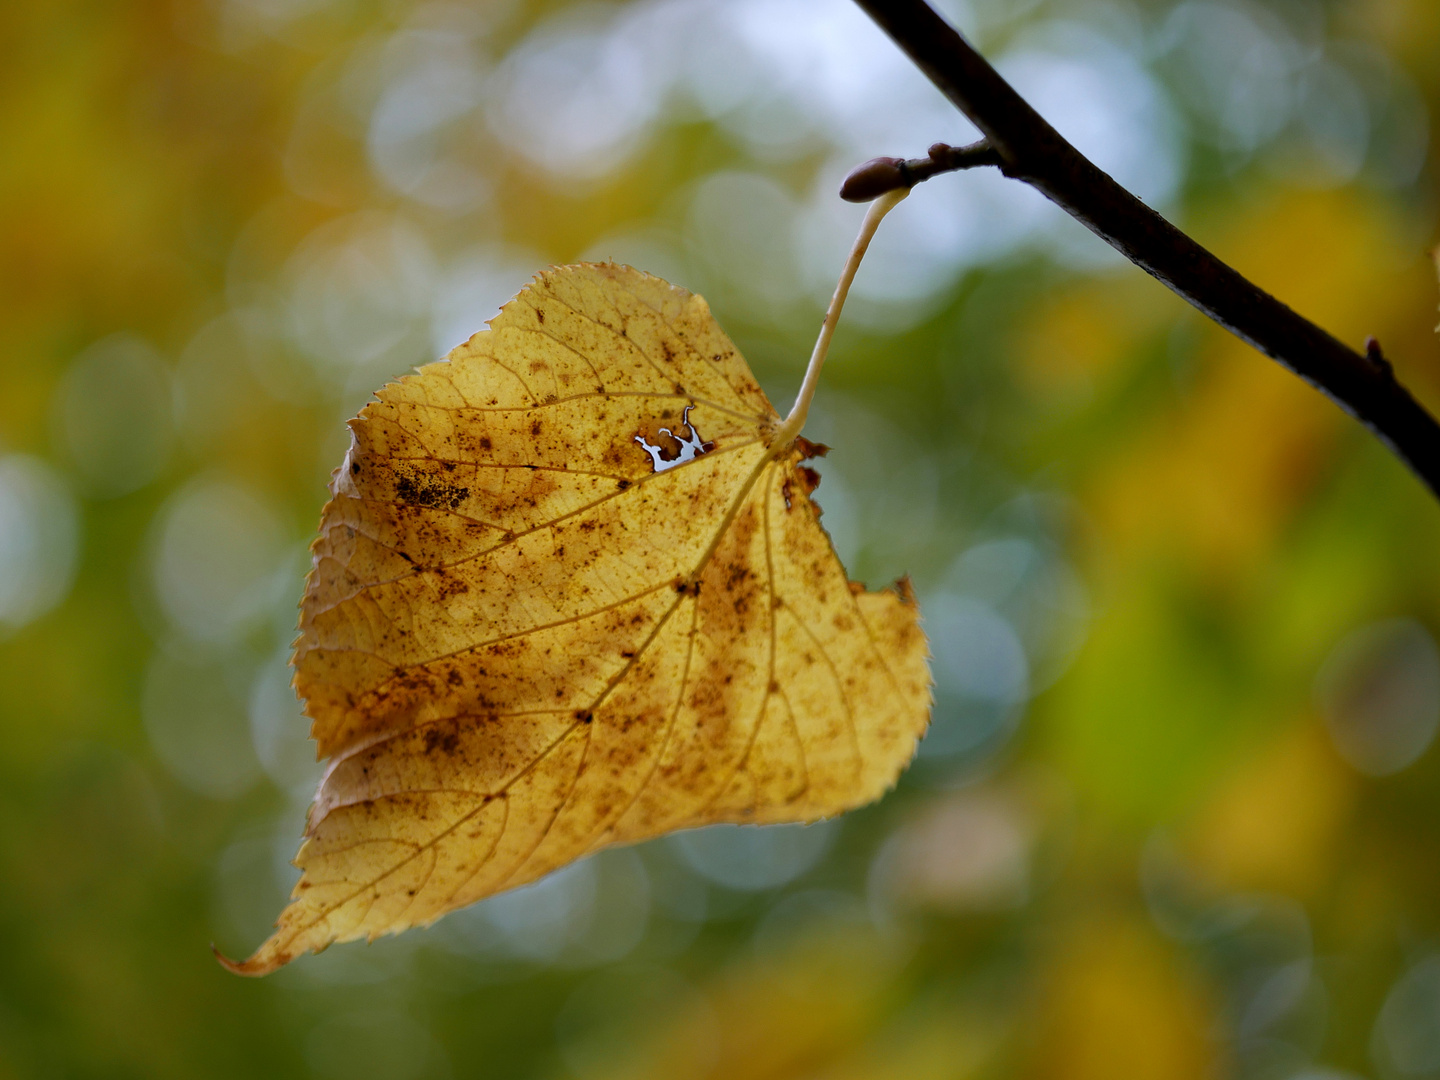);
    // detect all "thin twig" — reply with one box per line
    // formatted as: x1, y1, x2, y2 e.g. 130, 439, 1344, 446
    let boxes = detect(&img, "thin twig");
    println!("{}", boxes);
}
849, 0, 1440, 502
840, 140, 1002, 202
